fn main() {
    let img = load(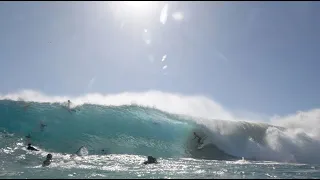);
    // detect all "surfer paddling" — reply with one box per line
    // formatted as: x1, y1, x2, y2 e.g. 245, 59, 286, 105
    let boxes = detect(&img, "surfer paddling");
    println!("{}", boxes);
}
27, 143, 39, 151
42, 154, 52, 167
